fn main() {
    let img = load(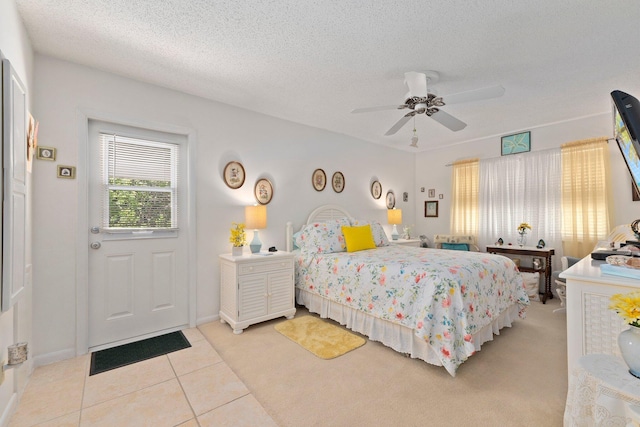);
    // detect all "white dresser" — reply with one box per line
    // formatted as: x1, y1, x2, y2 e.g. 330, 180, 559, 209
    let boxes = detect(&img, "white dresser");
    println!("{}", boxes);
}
219, 251, 296, 334
561, 256, 638, 378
